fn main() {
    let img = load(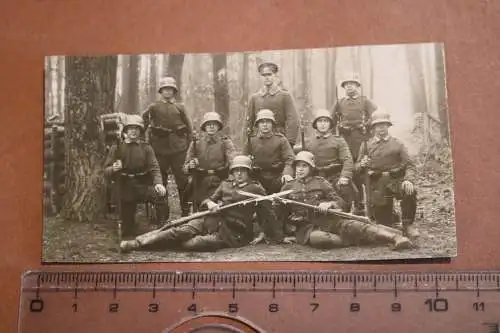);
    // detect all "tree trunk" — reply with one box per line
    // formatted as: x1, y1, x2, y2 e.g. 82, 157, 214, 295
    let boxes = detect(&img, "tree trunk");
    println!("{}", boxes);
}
325, 48, 338, 108
128, 55, 140, 114
60, 56, 117, 223
240, 52, 249, 107
165, 54, 185, 97
118, 55, 130, 114
406, 44, 427, 115
148, 54, 158, 102
434, 44, 449, 142
58, 56, 65, 120
212, 53, 230, 133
